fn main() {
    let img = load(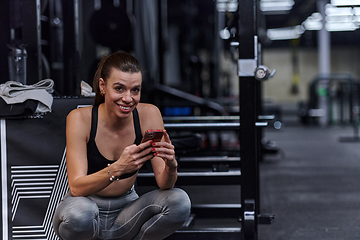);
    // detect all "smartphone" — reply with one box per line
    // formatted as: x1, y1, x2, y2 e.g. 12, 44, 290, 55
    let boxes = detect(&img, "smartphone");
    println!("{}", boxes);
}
141, 129, 164, 143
